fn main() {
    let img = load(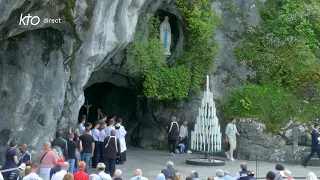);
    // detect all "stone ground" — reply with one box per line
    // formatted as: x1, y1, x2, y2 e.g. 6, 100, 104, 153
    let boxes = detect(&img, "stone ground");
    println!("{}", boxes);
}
87, 147, 320, 180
